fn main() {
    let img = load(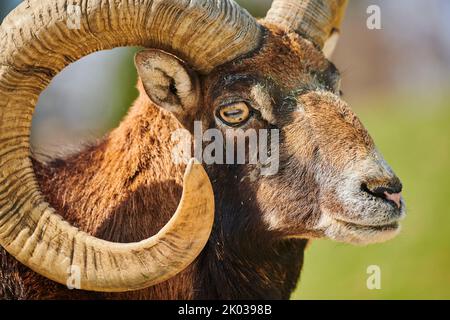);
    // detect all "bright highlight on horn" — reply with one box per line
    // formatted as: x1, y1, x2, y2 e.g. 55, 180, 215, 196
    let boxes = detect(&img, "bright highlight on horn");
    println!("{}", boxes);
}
265, 0, 348, 48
